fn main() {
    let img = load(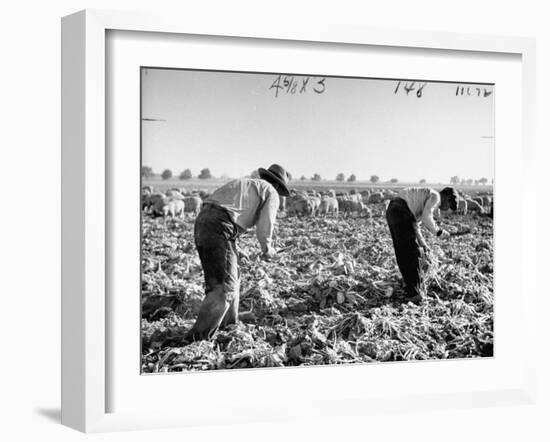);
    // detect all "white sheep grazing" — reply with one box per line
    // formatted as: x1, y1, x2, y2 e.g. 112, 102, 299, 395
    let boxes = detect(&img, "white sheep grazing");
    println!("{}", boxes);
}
162, 199, 185, 218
